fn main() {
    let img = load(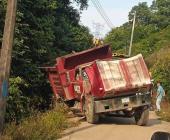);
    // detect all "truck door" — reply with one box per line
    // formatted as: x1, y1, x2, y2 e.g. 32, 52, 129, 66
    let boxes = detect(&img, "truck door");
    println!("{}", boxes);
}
82, 69, 91, 94
73, 68, 83, 98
